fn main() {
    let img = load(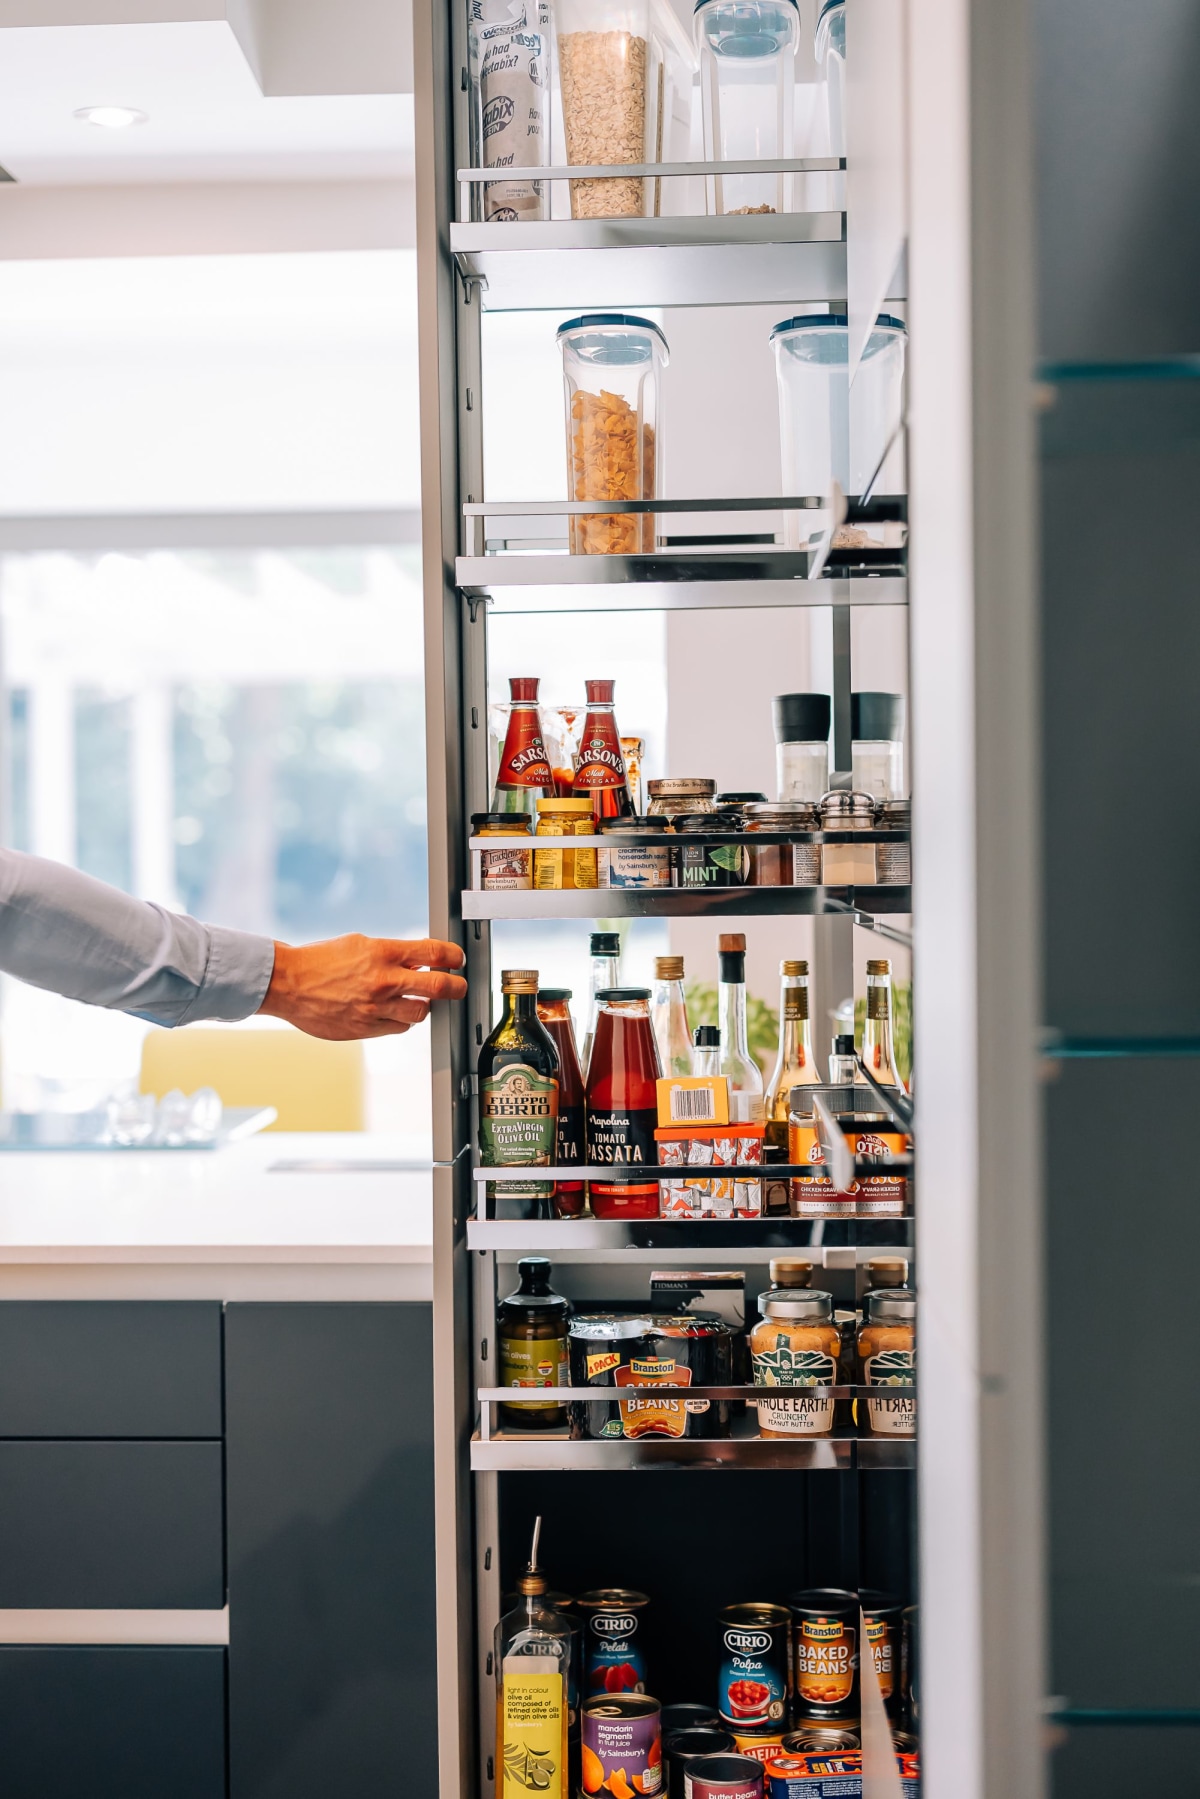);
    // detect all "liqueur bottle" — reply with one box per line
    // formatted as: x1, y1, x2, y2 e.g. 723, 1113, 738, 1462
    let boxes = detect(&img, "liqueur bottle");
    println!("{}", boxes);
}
492, 677, 555, 816
716, 933, 765, 1123
479, 969, 560, 1219
496, 1517, 572, 1799
585, 987, 662, 1219
496, 1257, 572, 1431
765, 959, 821, 1154
580, 931, 621, 1078
573, 680, 634, 820
537, 988, 586, 1218
650, 955, 692, 1078
858, 957, 905, 1092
